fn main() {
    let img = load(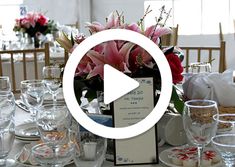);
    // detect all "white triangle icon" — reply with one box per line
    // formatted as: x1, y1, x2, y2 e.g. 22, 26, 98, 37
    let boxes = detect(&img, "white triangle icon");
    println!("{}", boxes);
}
104, 64, 139, 104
